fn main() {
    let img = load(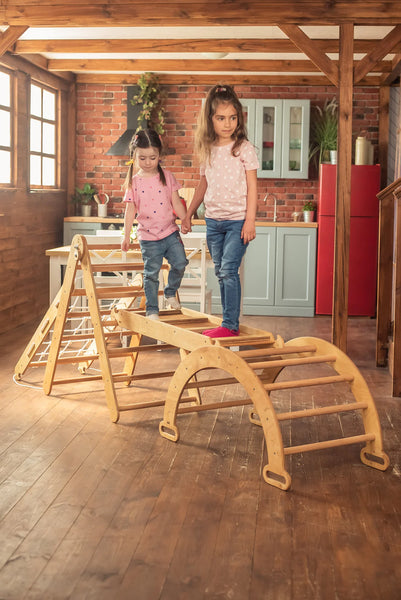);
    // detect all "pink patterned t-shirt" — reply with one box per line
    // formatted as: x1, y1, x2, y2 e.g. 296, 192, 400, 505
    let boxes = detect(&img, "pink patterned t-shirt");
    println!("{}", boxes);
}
200, 140, 259, 220
123, 169, 181, 241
